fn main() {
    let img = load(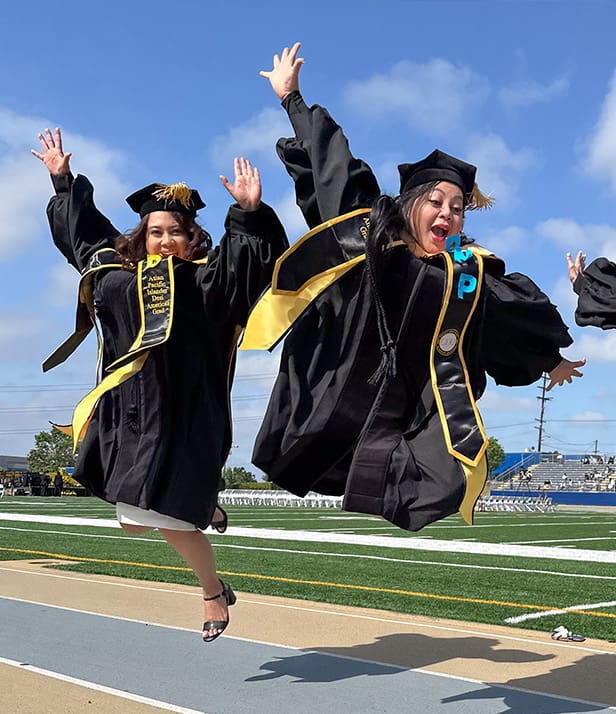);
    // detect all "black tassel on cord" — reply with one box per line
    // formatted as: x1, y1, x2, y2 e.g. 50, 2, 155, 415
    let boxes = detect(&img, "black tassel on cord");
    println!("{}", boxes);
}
365, 196, 399, 386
